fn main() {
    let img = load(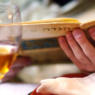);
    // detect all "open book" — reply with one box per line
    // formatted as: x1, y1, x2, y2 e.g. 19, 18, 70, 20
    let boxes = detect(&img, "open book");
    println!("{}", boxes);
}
20, 18, 95, 63
22, 18, 95, 40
